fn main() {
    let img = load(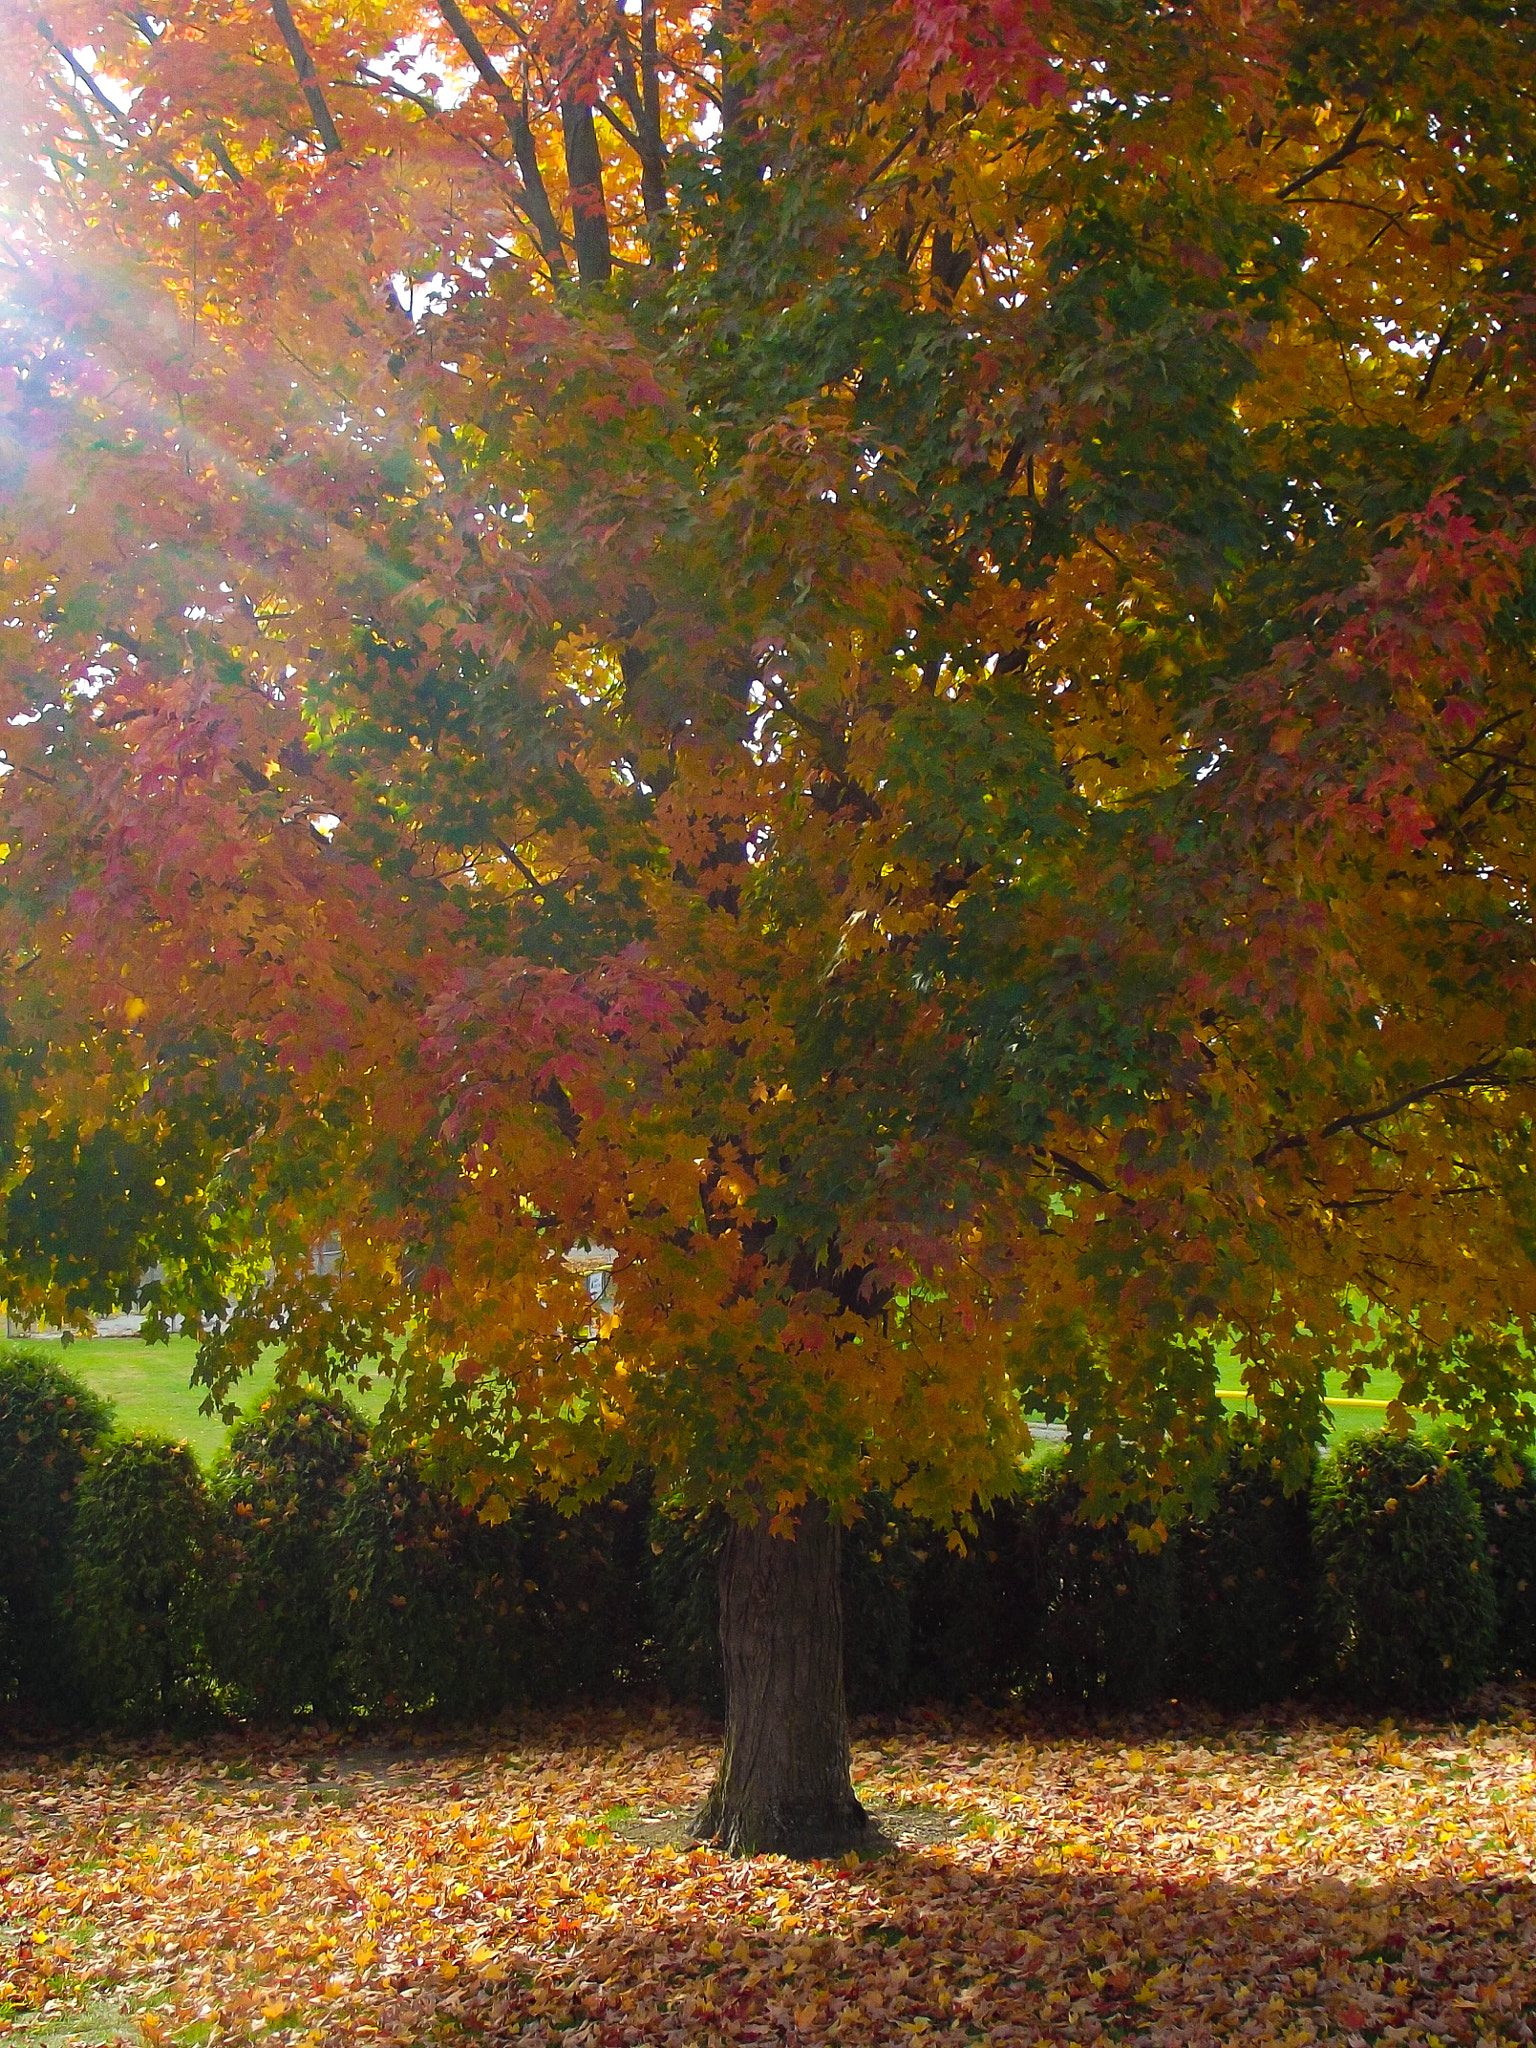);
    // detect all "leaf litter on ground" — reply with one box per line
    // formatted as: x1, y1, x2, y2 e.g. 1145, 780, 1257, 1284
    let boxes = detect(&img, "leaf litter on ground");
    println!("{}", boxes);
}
3, 1691, 1536, 2046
